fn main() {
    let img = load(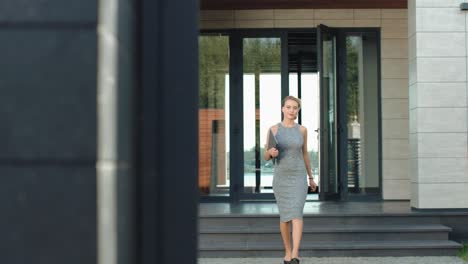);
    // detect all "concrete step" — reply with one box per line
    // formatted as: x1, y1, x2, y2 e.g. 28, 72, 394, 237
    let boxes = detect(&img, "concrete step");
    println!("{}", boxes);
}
199, 224, 451, 244
199, 240, 463, 257
199, 215, 443, 229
